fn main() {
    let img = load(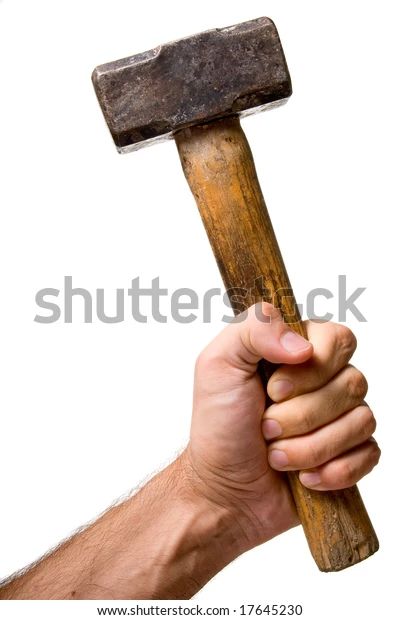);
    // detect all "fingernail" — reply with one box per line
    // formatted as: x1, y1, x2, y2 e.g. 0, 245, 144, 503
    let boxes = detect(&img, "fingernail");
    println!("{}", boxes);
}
280, 331, 310, 353
300, 471, 322, 488
262, 419, 282, 440
269, 379, 293, 401
269, 449, 289, 469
